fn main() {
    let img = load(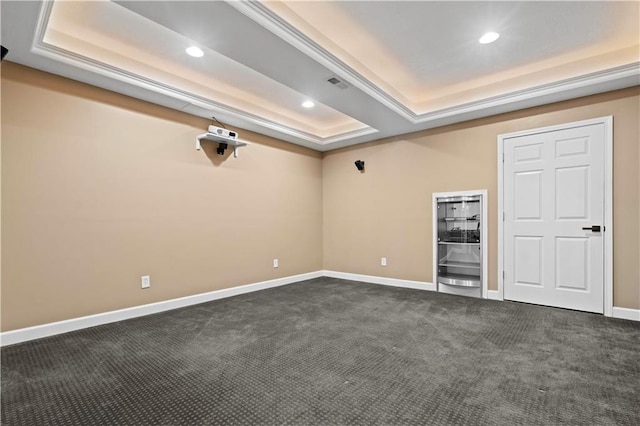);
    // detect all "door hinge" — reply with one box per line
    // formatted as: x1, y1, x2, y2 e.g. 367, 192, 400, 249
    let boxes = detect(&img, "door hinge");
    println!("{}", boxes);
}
503, 212, 506, 221
502, 270, 505, 279
502, 153, 505, 163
